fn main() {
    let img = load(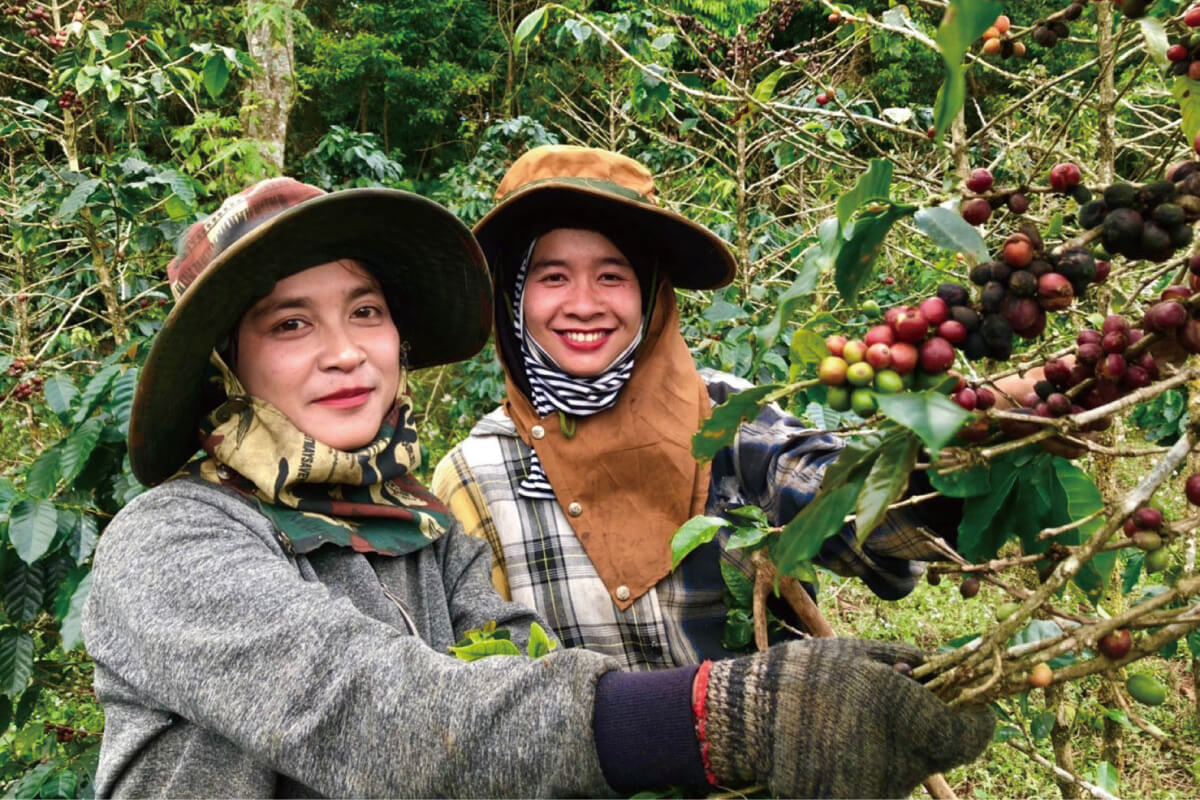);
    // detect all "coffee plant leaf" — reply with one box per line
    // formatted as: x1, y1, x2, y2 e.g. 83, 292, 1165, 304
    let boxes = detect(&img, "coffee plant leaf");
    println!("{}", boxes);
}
913, 205, 988, 263
1030, 710, 1055, 741
752, 267, 822, 370
42, 375, 78, 420
723, 505, 767, 526
201, 54, 231, 99
725, 525, 768, 552
8, 498, 58, 565
73, 364, 121, 424
691, 384, 779, 462
855, 432, 920, 544
1122, 552, 1145, 594
56, 178, 101, 222
68, 514, 100, 566
670, 515, 727, 568
59, 419, 104, 486
514, 5, 549, 51
1138, 17, 1168, 66
931, 0, 1002, 140
0, 627, 34, 696
823, 432, 885, 489
24, 447, 62, 499
957, 465, 1020, 562
1171, 77, 1200, 149
0, 695, 10, 735
837, 158, 893, 232
448, 638, 523, 661
993, 723, 1022, 743
13, 684, 39, 727
835, 204, 915, 305
1051, 458, 1114, 601
772, 482, 861, 575
787, 328, 828, 376
720, 560, 754, 610
526, 622, 555, 659
875, 391, 969, 457
1, 560, 44, 624
928, 457, 992, 498
1094, 762, 1119, 796
1187, 629, 1200, 659
40, 771, 78, 800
